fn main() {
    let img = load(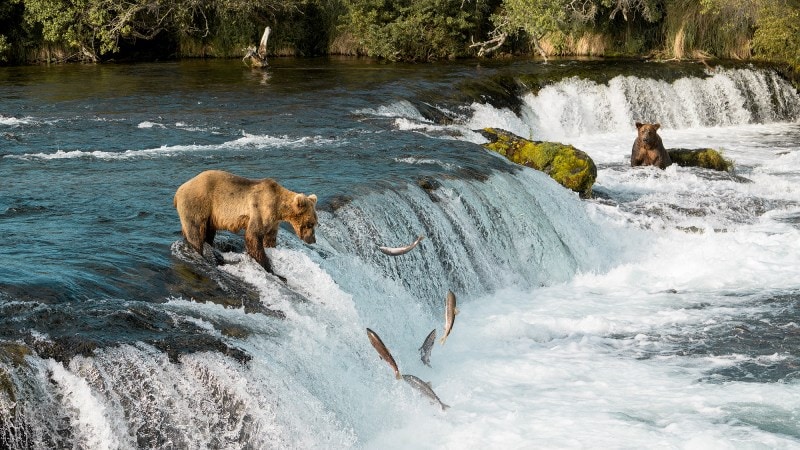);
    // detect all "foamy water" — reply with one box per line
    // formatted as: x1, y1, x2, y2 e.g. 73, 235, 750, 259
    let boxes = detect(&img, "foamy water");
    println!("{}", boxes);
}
323, 67, 800, 447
